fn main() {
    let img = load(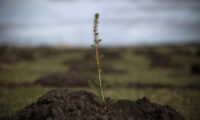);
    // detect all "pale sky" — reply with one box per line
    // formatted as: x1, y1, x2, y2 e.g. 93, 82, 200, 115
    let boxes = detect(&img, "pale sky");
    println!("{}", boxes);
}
0, 0, 200, 46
